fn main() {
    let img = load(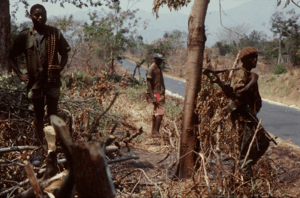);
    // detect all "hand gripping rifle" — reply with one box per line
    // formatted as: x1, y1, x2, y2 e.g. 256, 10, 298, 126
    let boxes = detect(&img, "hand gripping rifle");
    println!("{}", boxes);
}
202, 68, 277, 145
